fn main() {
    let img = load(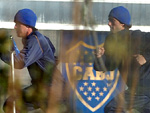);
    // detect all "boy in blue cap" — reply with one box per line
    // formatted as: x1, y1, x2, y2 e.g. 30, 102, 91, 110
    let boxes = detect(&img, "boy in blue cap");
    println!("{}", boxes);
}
94, 6, 150, 113
1, 8, 55, 113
